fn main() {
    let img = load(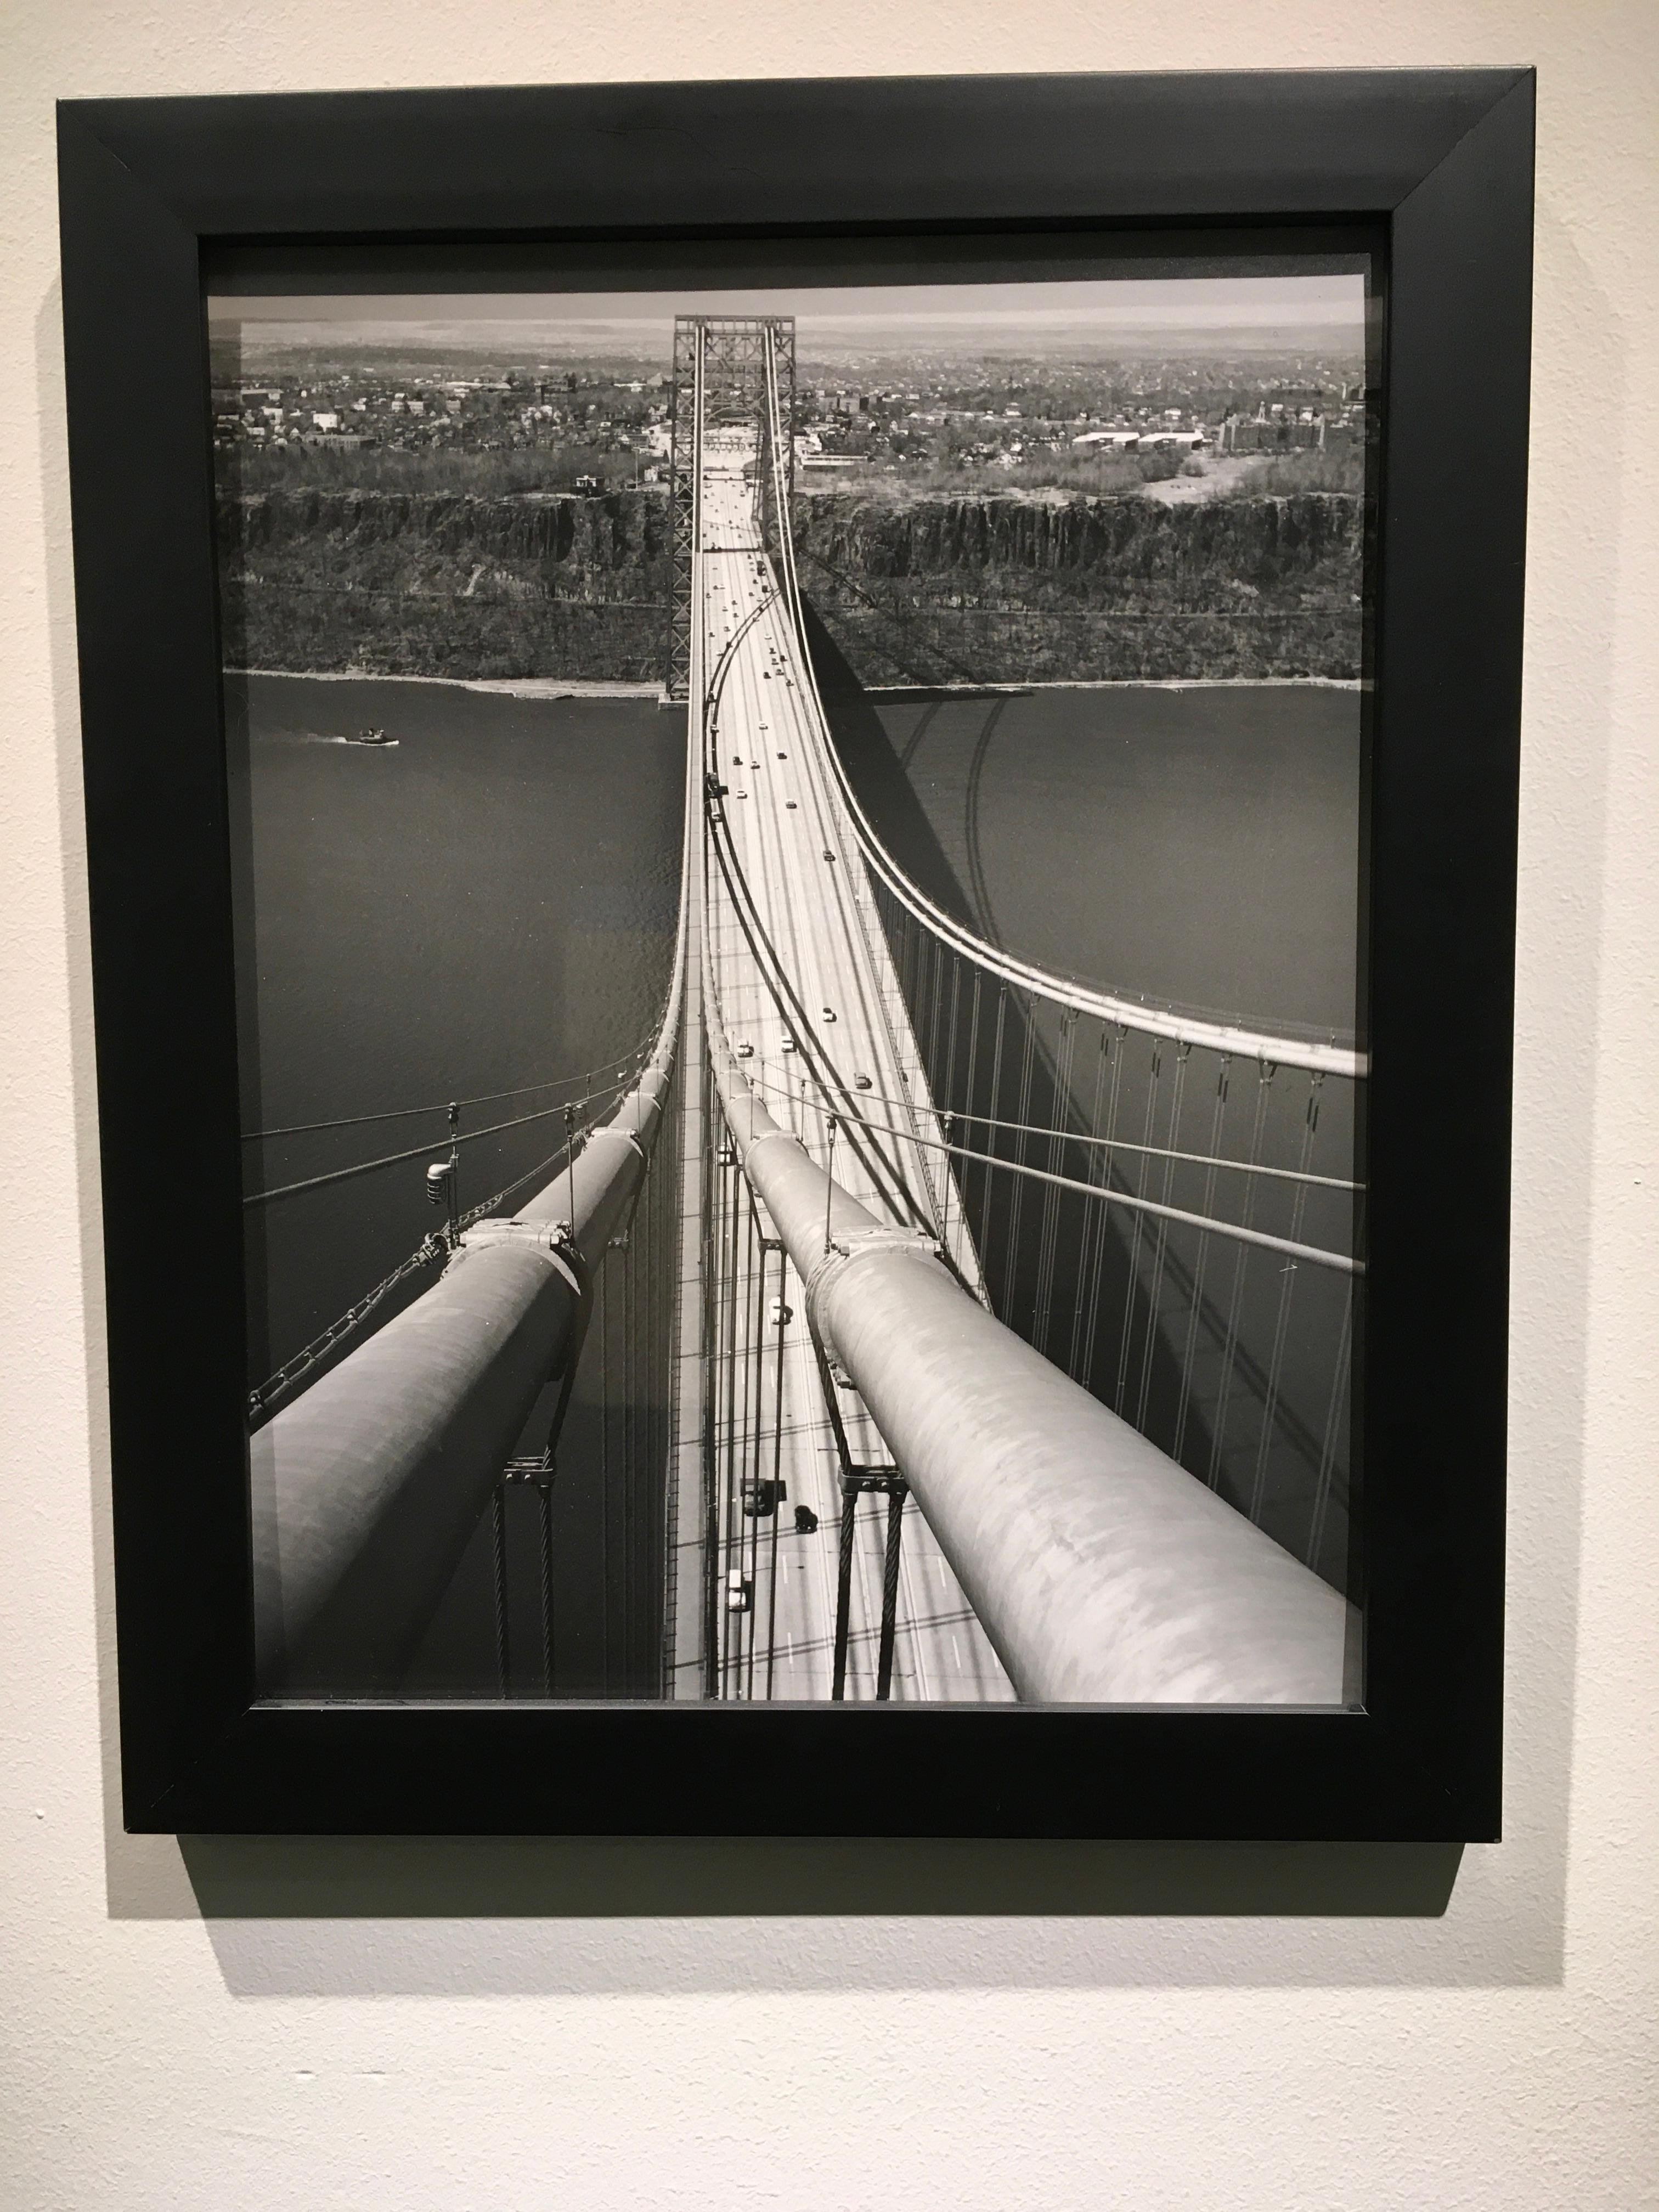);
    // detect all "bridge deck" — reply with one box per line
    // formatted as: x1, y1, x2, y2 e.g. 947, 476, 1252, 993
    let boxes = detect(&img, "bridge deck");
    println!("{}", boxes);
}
675, 430, 1012, 1702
